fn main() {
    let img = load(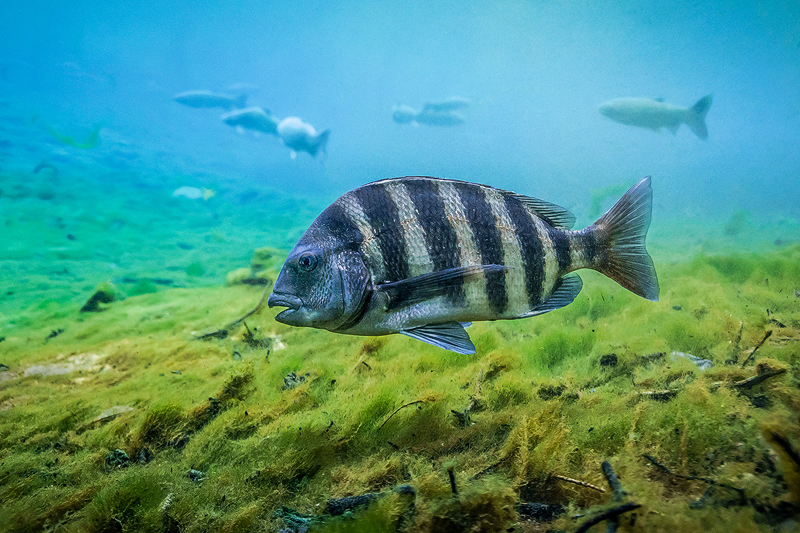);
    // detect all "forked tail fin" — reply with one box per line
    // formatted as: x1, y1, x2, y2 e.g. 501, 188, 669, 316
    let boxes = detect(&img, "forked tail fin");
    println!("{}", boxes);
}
310, 129, 330, 158
593, 176, 659, 301
686, 94, 712, 140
